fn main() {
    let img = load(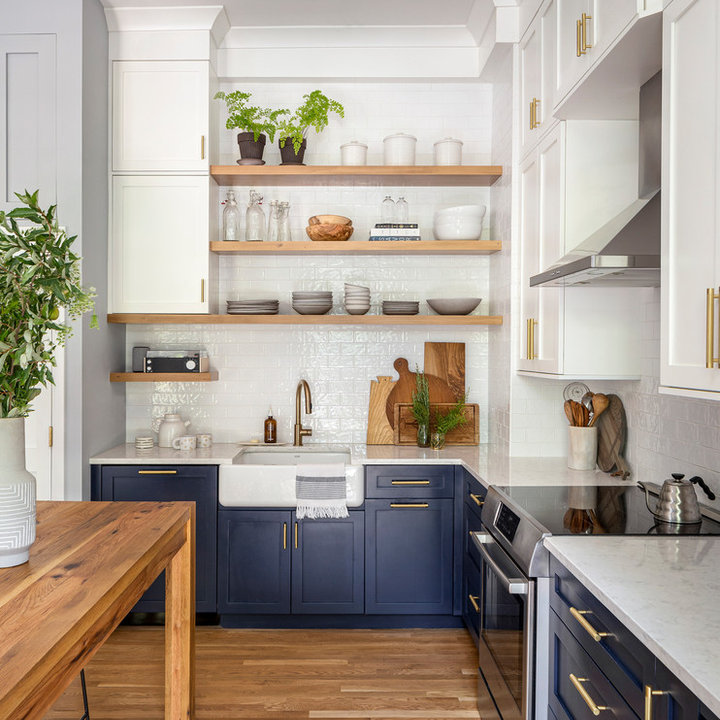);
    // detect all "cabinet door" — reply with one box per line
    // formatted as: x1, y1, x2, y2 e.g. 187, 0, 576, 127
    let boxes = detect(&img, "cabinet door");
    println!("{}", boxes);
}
217, 510, 291, 614
588, 0, 637, 61
291, 512, 364, 614
661, 0, 720, 394
98, 465, 217, 613
555, 0, 591, 102
520, 22, 543, 159
112, 61, 209, 172
110, 175, 209, 313
365, 498, 454, 615
651, 660, 699, 720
